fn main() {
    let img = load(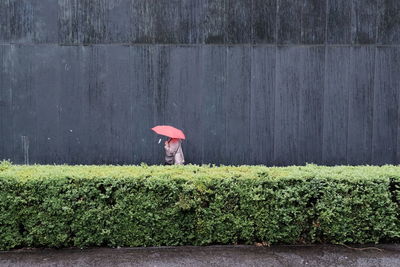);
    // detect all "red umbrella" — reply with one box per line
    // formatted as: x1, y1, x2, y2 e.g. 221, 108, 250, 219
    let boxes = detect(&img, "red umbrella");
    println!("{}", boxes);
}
151, 125, 186, 140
